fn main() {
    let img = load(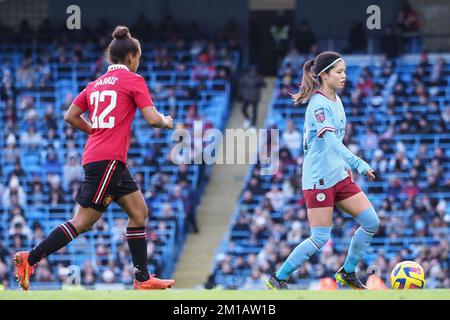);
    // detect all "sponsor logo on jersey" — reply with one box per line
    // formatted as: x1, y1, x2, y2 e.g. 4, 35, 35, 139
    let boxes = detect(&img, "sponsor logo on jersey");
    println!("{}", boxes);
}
335, 128, 346, 139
